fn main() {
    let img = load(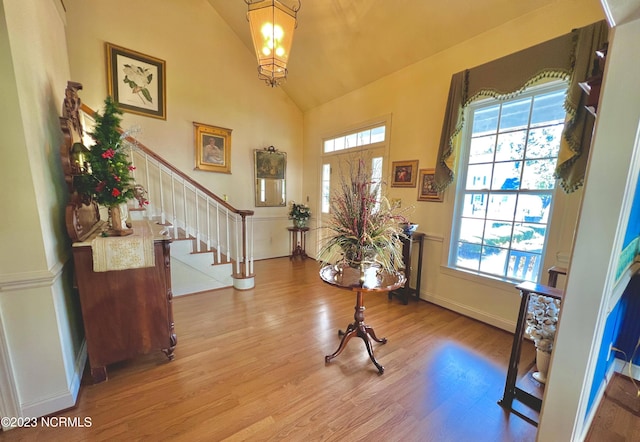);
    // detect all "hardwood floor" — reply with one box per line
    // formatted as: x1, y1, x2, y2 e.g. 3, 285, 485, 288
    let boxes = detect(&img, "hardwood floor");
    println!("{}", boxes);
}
0, 257, 539, 441
585, 373, 640, 441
